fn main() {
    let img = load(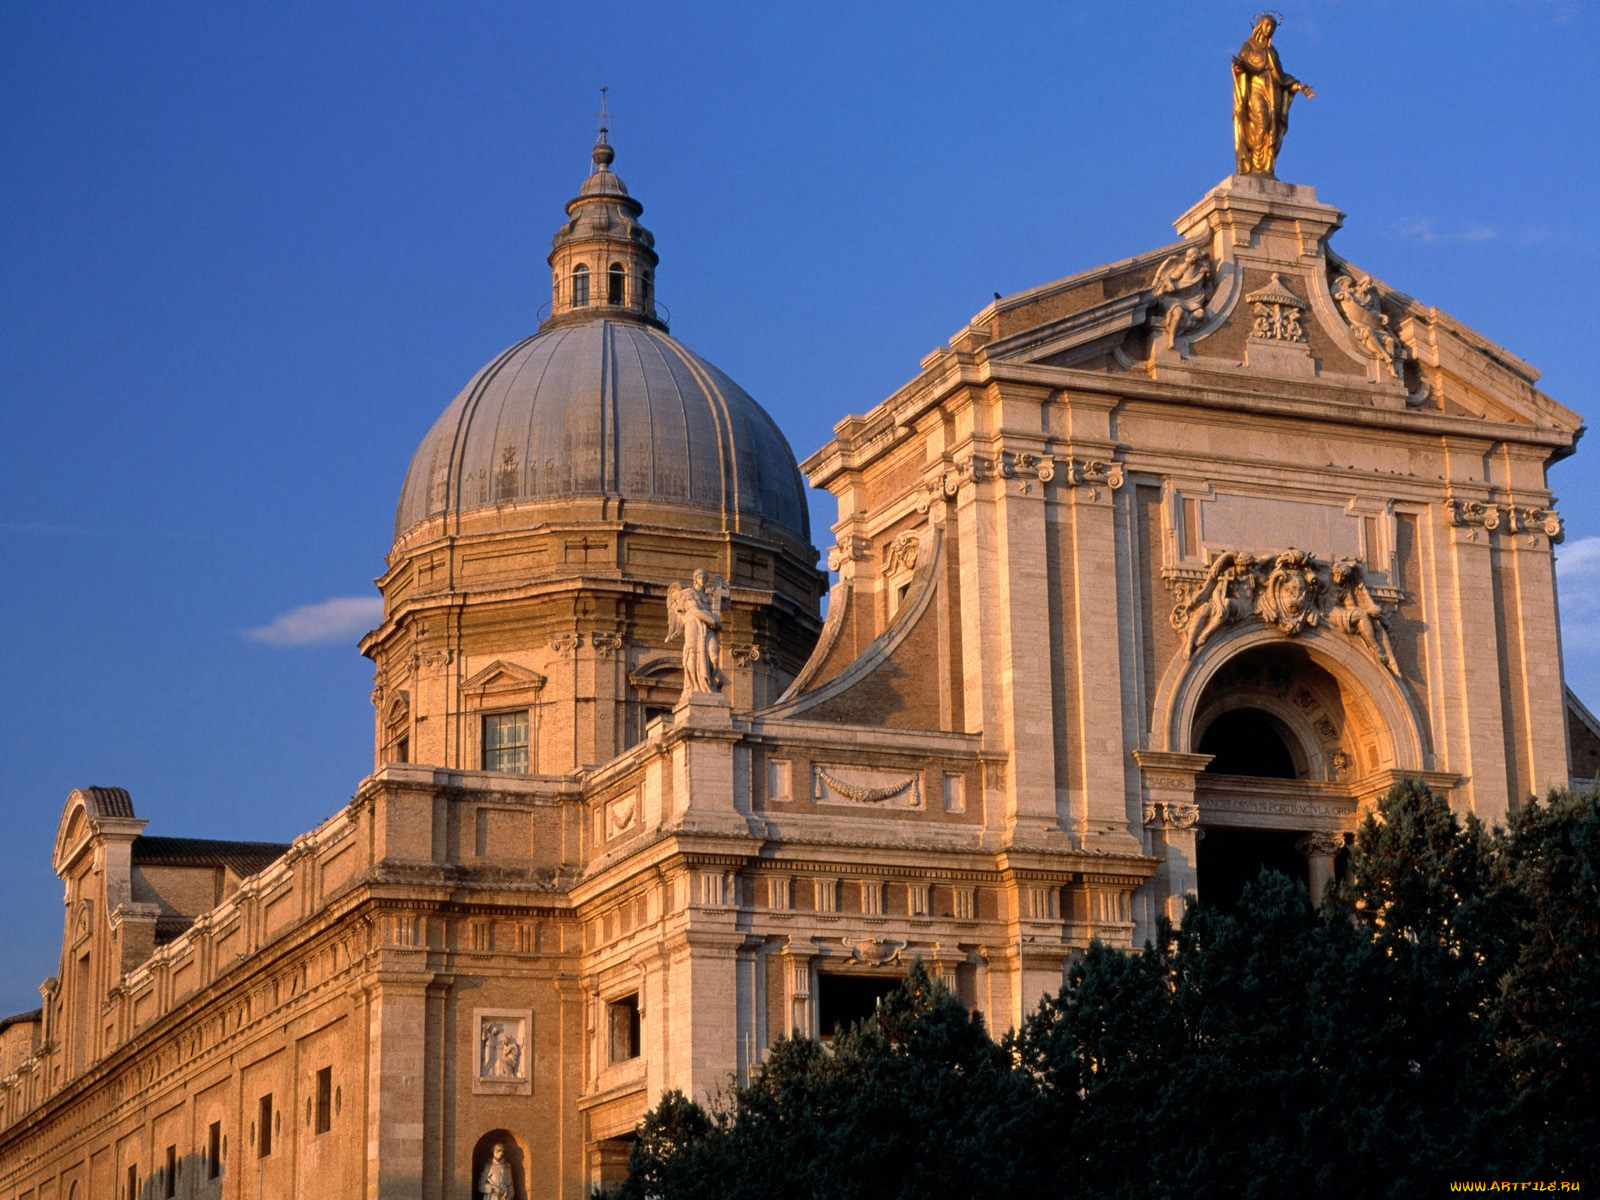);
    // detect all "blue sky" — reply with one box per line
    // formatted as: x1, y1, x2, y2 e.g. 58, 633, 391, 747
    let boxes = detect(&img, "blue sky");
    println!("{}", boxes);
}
2, 1, 1596, 1016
